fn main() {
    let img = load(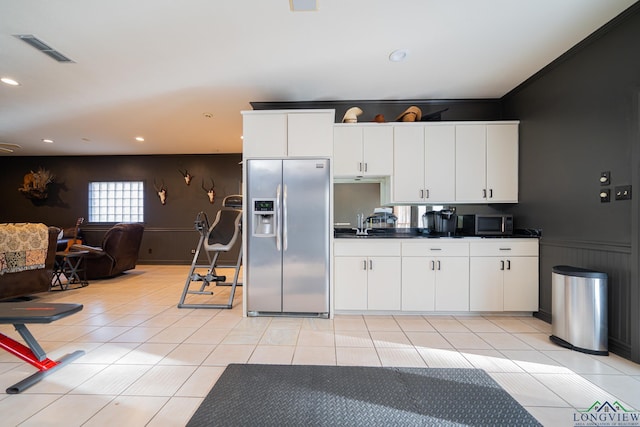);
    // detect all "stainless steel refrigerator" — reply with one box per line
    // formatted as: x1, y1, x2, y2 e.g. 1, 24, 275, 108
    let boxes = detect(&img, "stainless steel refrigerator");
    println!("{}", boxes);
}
246, 158, 330, 317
